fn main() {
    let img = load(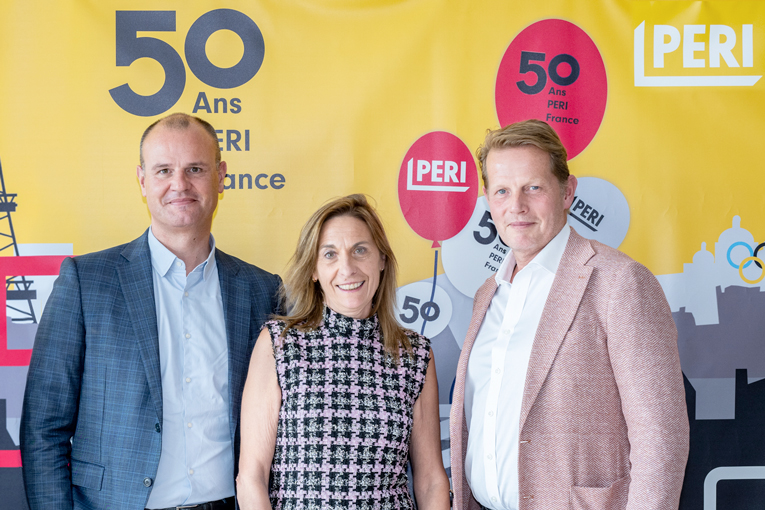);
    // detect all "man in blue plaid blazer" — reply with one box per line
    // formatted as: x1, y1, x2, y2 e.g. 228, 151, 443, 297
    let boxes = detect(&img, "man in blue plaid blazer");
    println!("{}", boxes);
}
20, 114, 281, 510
